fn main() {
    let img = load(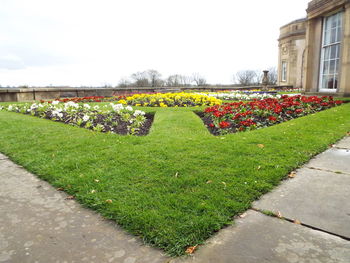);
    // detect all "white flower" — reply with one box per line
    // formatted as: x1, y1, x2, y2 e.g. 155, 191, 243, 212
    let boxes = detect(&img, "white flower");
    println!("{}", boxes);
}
93, 105, 99, 110
133, 110, 145, 117
125, 105, 133, 111
83, 104, 91, 109
52, 101, 60, 105
82, 115, 90, 122
30, 103, 38, 110
111, 103, 124, 112
64, 101, 79, 109
52, 110, 63, 118
7, 105, 13, 111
